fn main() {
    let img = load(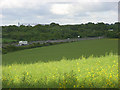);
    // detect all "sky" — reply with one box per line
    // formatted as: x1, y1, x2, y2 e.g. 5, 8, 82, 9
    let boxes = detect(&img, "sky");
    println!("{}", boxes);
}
0, 0, 119, 26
